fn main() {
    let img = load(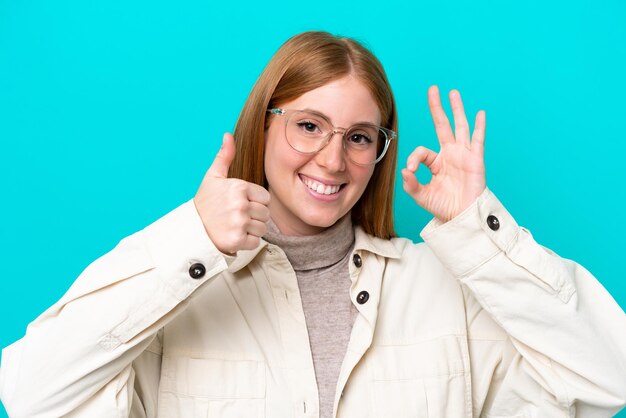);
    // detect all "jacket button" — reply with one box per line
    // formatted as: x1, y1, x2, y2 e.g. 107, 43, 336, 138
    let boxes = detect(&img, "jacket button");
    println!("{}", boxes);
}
487, 215, 500, 231
189, 263, 206, 279
352, 253, 362, 268
356, 291, 369, 304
